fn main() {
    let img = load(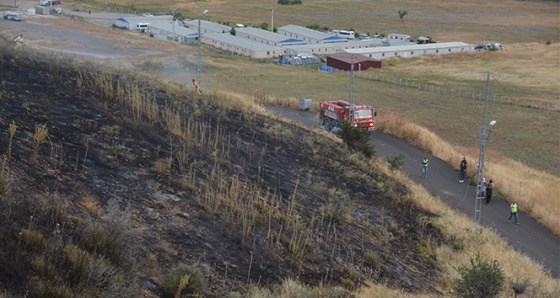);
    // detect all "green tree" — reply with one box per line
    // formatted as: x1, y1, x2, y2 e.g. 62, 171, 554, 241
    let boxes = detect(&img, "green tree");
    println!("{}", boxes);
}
259, 22, 269, 30
336, 121, 375, 158
386, 154, 405, 170
230, 26, 236, 36
451, 253, 505, 298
